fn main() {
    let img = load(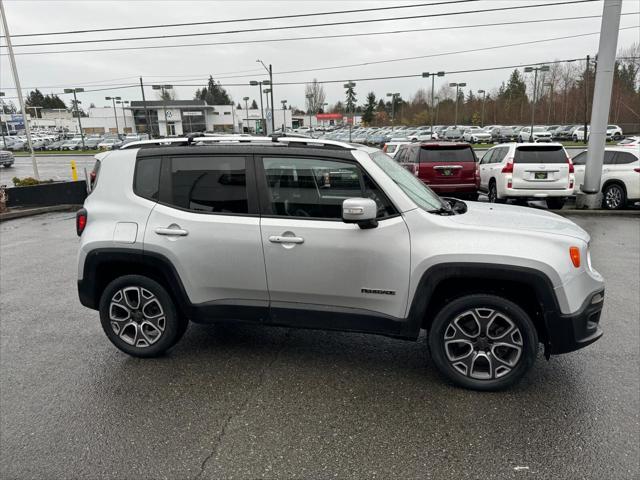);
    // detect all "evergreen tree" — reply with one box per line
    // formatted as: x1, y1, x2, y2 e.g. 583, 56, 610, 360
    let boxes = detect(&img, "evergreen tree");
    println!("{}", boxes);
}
237, 103, 242, 110
250, 99, 258, 109
376, 99, 387, 112
345, 83, 357, 113
362, 92, 376, 124
194, 75, 233, 104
